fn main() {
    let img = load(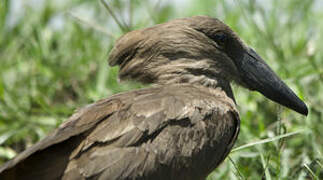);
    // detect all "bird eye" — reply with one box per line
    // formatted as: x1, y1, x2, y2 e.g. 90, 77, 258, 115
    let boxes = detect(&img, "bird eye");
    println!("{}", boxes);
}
213, 32, 227, 46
